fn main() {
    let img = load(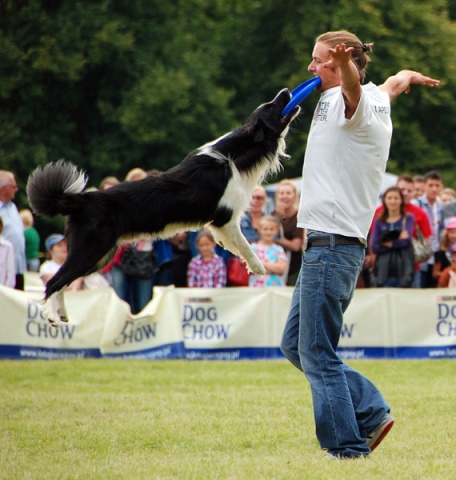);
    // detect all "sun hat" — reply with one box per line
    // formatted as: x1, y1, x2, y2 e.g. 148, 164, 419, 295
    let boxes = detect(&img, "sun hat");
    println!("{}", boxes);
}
45, 234, 65, 251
